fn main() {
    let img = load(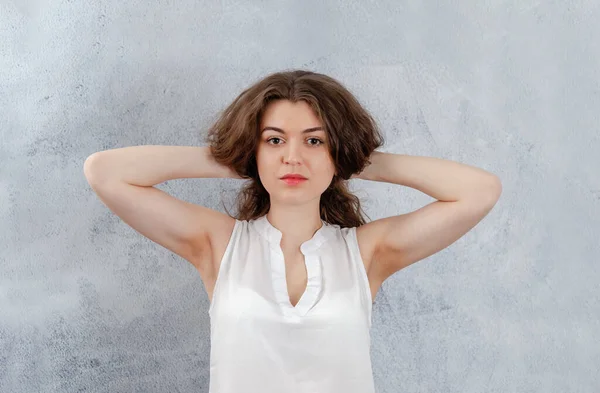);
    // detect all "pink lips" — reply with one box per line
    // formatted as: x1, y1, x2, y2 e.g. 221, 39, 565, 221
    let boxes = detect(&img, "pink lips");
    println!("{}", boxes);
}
281, 177, 307, 185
